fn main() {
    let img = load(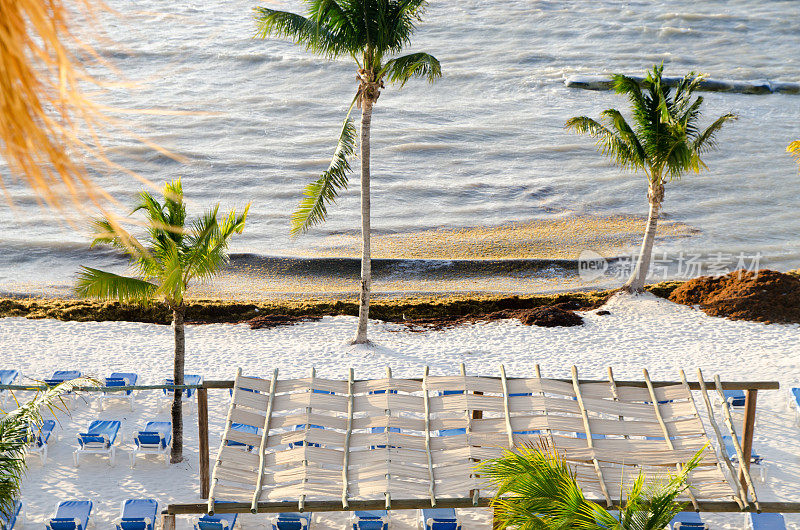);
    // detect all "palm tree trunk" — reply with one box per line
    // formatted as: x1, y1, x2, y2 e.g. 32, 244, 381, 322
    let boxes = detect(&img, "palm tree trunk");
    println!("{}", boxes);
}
623, 192, 661, 293
170, 305, 185, 463
353, 98, 373, 344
